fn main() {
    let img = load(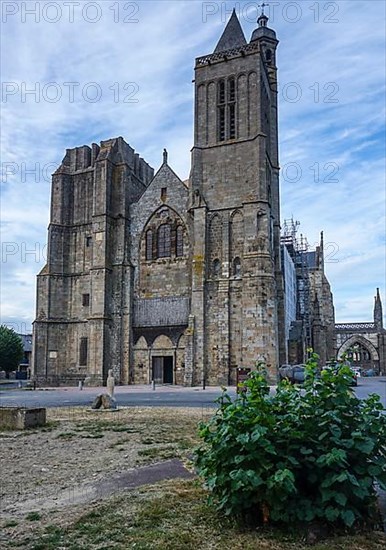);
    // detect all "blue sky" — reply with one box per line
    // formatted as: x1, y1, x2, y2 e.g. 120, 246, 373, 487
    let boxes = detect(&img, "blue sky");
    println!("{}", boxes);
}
1, 0, 385, 333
